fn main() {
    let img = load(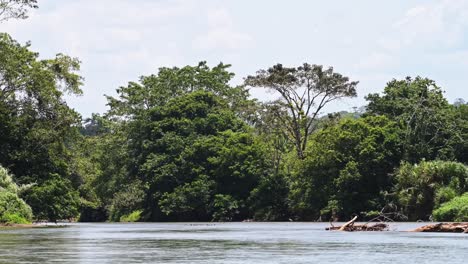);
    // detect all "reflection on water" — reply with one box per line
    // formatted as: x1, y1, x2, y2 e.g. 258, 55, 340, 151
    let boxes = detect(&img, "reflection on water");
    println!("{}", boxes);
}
0, 223, 467, 263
